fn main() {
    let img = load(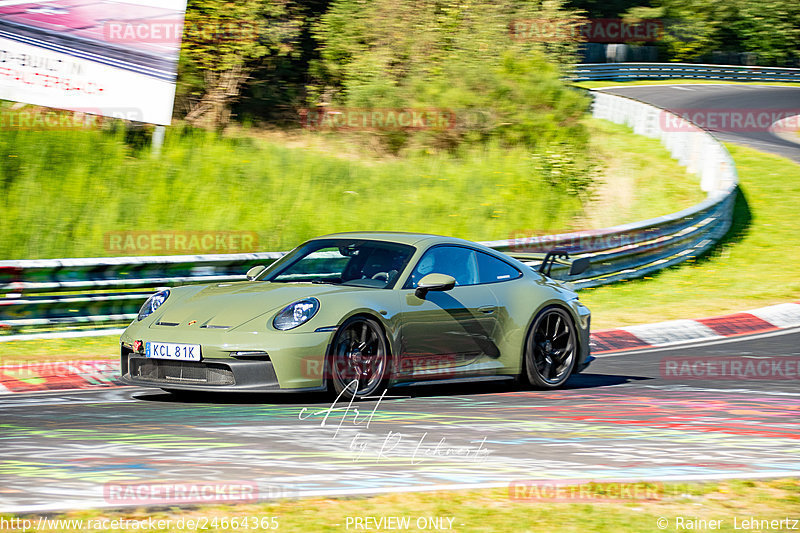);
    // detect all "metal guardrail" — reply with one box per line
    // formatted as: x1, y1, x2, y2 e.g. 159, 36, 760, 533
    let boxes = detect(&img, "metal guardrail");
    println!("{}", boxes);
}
0, 91, 739, 334
573, 62, 800, 82
0, 253, 285, 333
